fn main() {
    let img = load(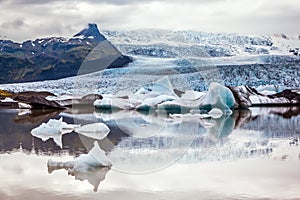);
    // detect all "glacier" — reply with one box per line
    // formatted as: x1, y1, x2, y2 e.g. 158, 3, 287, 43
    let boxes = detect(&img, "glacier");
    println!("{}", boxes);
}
0, 29, 299, 96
